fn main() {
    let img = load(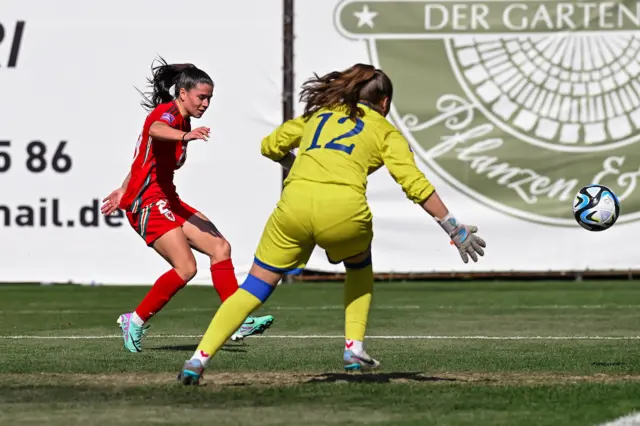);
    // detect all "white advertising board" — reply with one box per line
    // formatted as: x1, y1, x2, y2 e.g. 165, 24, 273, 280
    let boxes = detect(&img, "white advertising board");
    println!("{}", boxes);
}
1, 0, 284, 284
